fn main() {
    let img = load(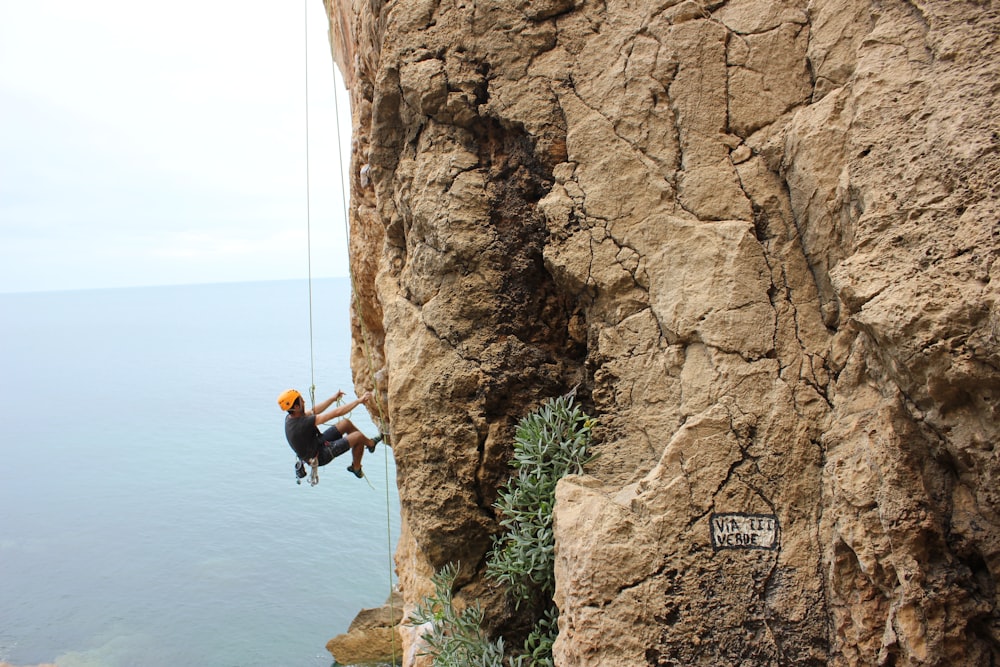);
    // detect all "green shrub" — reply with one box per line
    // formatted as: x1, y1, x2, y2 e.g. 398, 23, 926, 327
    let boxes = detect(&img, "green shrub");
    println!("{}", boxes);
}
408, 562, 506, 667
511, 605, 558, 667
409, 394, 595, 667
487, 395, 596, 605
